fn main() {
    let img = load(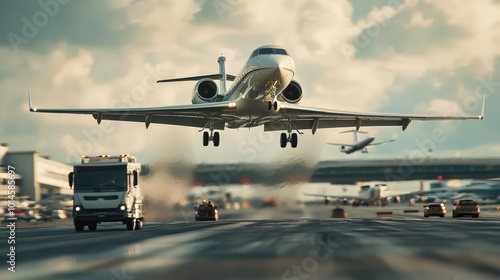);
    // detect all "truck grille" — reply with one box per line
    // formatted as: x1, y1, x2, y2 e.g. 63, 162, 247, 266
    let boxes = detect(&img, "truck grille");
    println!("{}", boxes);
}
83, 195, 119, 201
